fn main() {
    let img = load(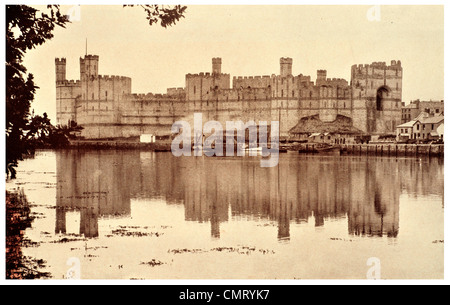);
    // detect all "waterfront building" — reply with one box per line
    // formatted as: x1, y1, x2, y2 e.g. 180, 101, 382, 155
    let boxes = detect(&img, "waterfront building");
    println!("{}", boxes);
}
397, 114, 444, 142
401, 99, 444, 124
